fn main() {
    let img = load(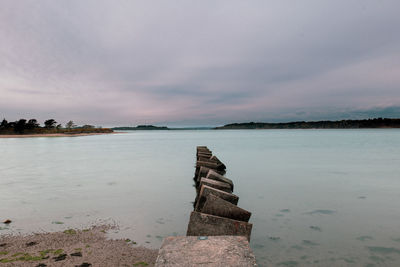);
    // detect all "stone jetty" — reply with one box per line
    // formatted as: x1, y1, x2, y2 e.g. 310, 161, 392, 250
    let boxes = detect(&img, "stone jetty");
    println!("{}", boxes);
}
155, 146, 257, 266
